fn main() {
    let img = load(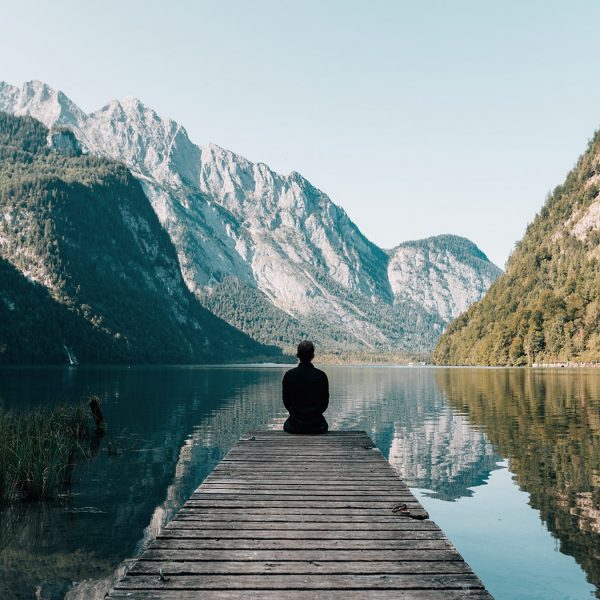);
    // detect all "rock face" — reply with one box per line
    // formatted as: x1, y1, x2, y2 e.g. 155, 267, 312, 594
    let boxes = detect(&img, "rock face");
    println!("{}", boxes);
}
0, 112, 277, 364
0, 80, 502, 353
433, 130, 600, 365
47, 127, 82, 156
388, 235, 501, 322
